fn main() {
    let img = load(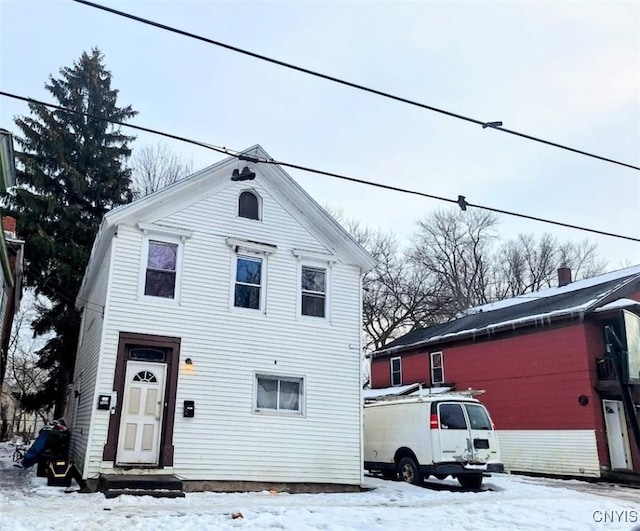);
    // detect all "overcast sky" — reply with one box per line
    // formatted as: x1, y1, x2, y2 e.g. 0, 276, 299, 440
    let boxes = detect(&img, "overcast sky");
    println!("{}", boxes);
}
1, 0, 639, 270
